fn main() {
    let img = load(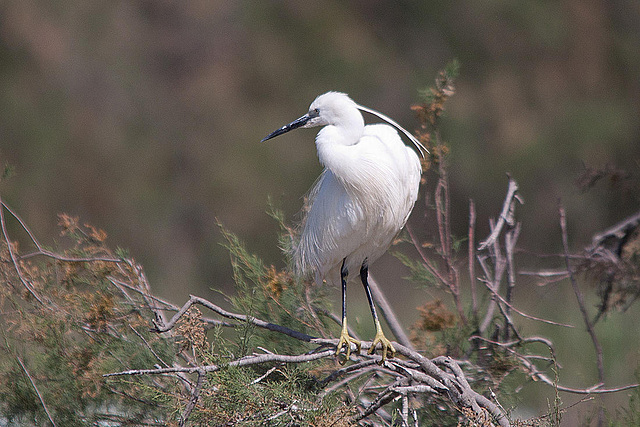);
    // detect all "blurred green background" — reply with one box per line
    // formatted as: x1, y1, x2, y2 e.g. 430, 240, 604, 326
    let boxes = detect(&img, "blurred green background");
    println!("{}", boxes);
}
1, 1, 639, 423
